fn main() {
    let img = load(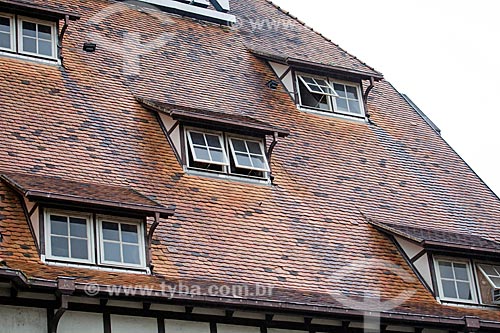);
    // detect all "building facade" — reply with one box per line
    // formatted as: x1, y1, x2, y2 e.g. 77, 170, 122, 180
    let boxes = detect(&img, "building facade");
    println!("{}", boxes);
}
0, 0, 499, 332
